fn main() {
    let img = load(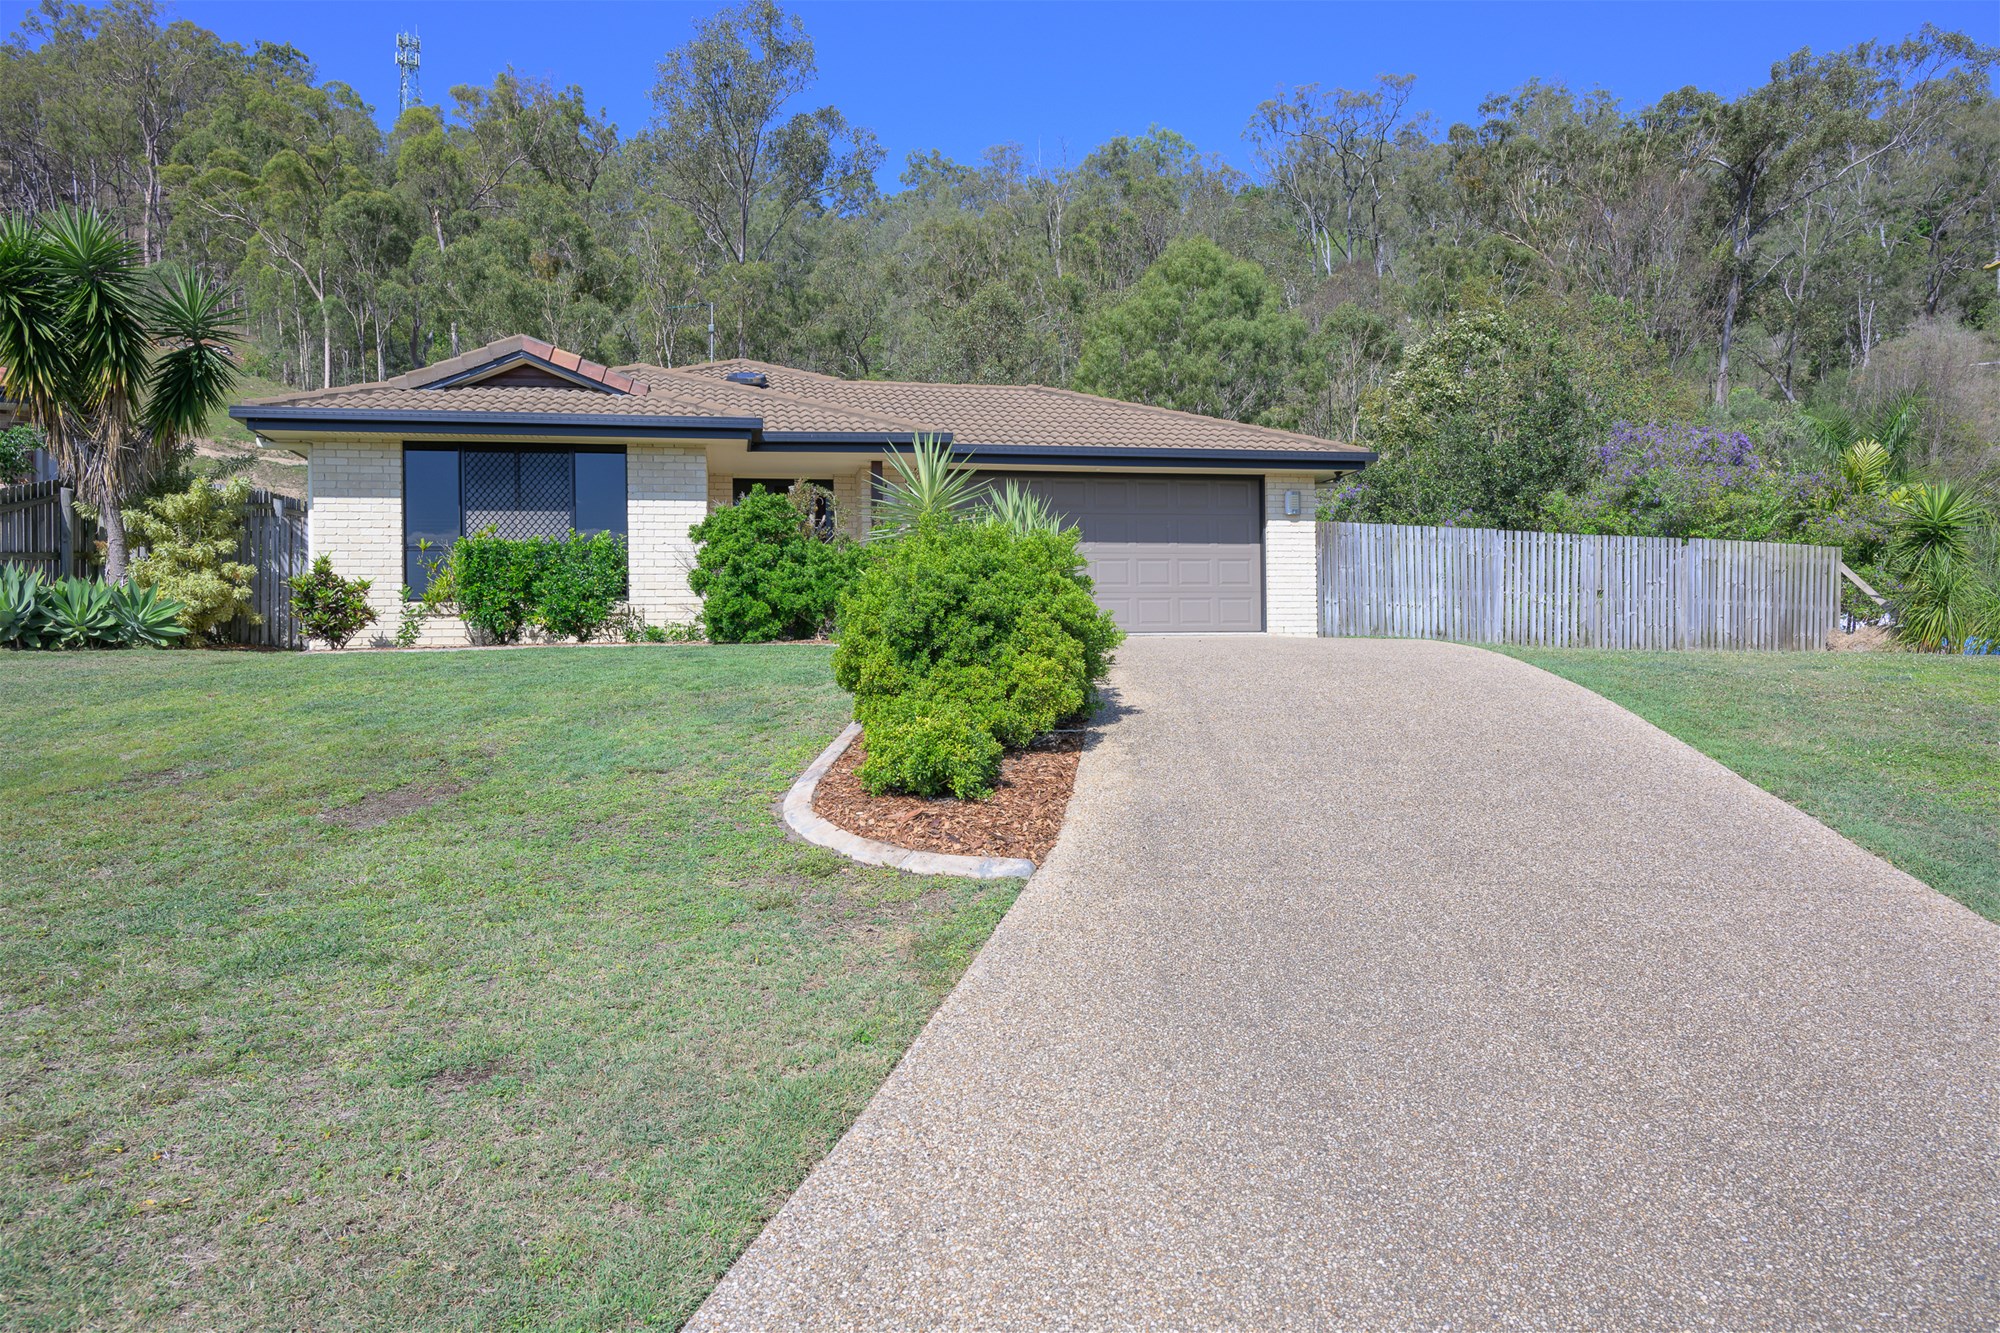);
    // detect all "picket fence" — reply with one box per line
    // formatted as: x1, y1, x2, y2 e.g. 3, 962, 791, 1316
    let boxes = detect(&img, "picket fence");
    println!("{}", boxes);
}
1318, 521, 1842, 652
0, 479, 309, 648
